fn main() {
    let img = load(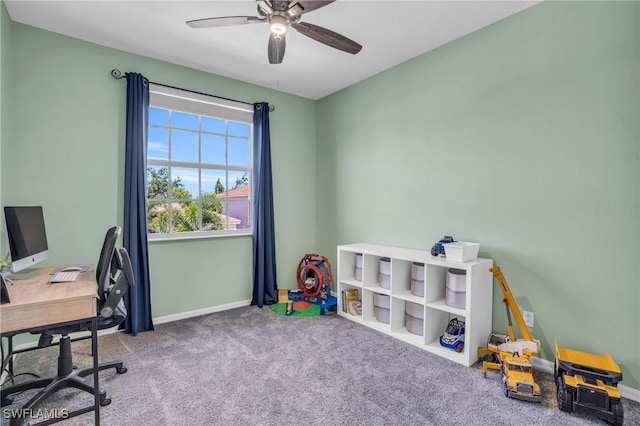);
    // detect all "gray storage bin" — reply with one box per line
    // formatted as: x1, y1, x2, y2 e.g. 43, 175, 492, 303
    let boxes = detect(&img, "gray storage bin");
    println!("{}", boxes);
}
410, 262, 425, 297
379, 257, 391, 289
355, 253, 363, 281
373, 293, 390, 324
445, 268, 467, 309
405, 301, 424, 335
